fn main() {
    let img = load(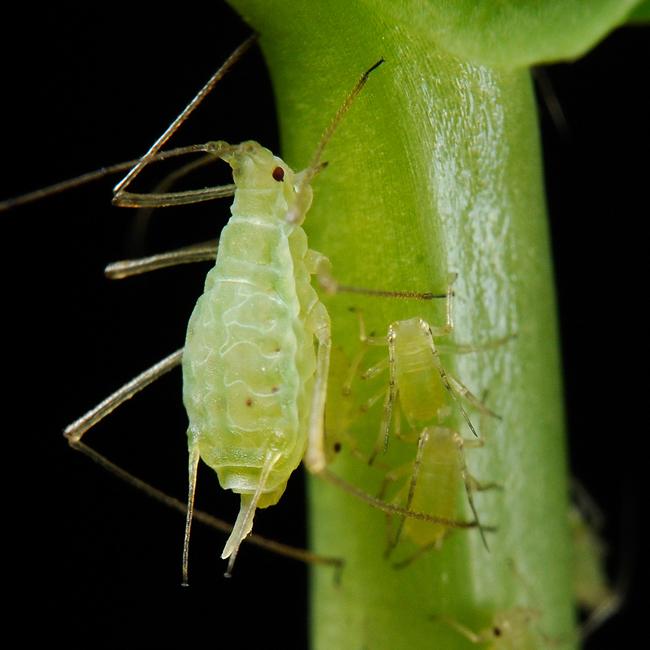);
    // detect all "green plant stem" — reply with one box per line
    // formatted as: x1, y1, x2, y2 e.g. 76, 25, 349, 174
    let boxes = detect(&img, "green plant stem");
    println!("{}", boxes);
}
228, 3, 574, 648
